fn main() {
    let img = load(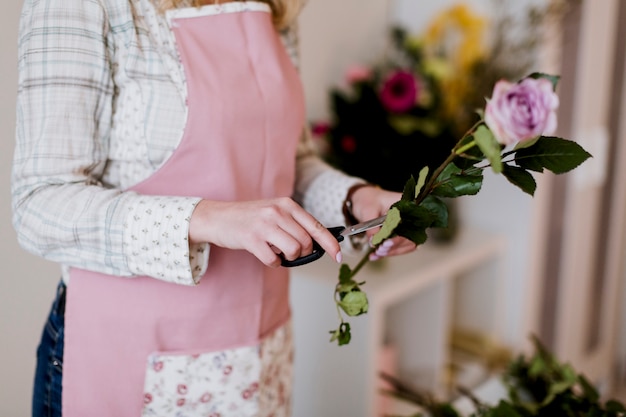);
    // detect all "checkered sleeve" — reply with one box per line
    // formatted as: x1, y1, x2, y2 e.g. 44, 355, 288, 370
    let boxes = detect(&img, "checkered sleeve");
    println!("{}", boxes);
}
12, 0, 201, 284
